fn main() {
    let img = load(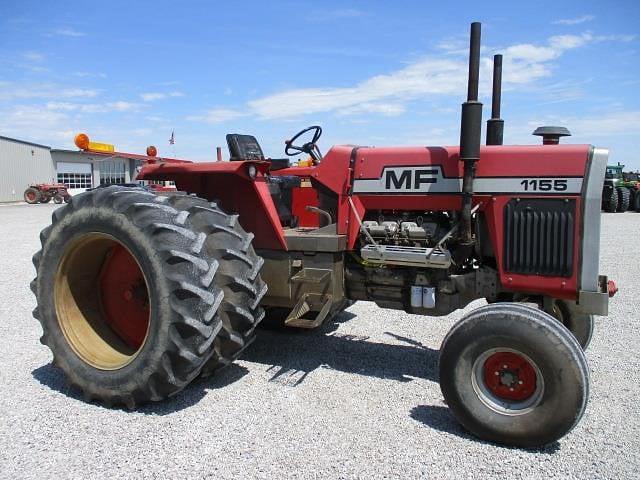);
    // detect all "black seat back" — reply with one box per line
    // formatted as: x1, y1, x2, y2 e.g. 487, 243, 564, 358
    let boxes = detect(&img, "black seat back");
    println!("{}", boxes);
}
226, 134, 264, 161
